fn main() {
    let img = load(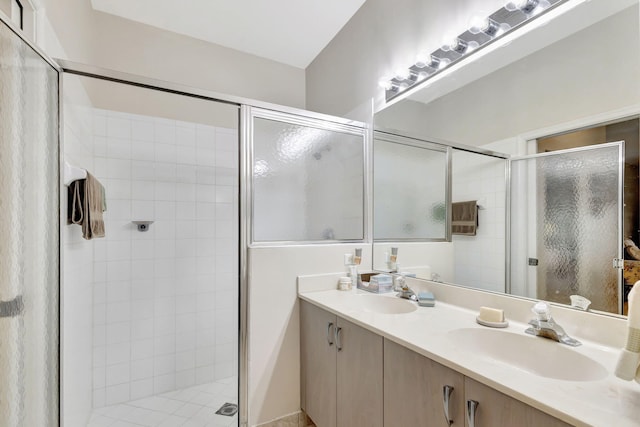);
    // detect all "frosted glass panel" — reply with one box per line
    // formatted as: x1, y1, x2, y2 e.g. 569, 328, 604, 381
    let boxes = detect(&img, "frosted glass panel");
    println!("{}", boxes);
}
0, 22, 59, 426
252, 117, 365, 242
510, 145, 621, 313
373, 138, 447, 240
